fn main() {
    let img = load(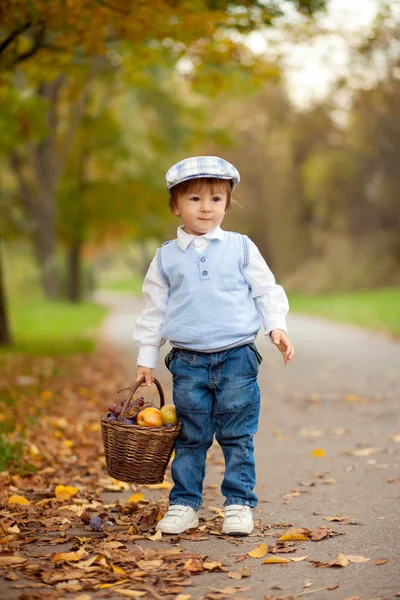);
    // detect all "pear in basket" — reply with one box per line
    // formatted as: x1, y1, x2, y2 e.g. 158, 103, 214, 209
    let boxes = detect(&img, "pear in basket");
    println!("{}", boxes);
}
160, 405, 178, 425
